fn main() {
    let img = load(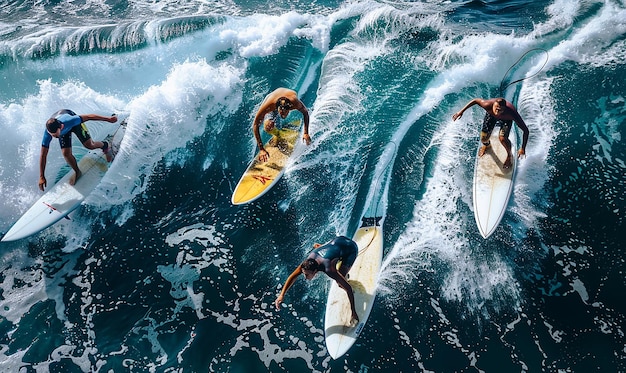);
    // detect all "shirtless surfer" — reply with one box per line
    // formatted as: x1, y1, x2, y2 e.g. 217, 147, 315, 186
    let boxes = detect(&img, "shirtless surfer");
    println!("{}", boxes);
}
452, 97, 529, 168
39, 110, 118, 191
252, 88, 310, 162
275, 236, 360, 325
